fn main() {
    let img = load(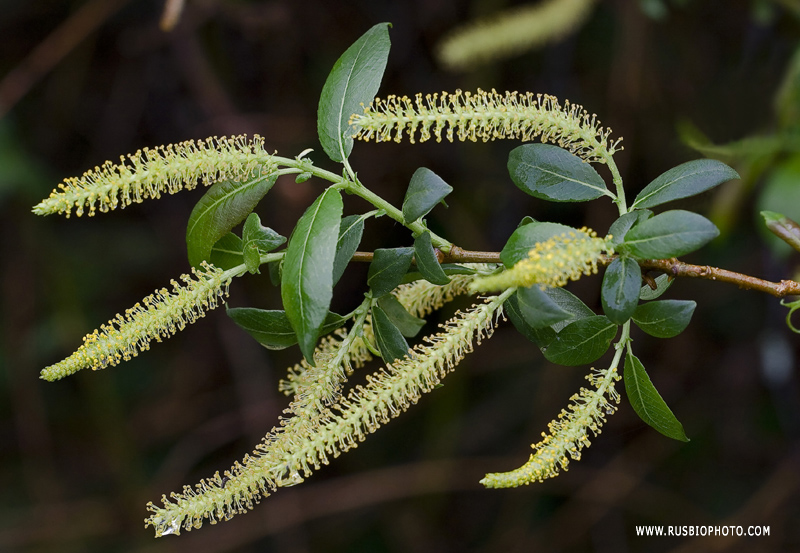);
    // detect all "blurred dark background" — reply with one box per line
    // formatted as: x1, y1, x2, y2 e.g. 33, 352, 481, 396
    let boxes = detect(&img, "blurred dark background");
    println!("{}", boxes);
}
2, 0, 800, 551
